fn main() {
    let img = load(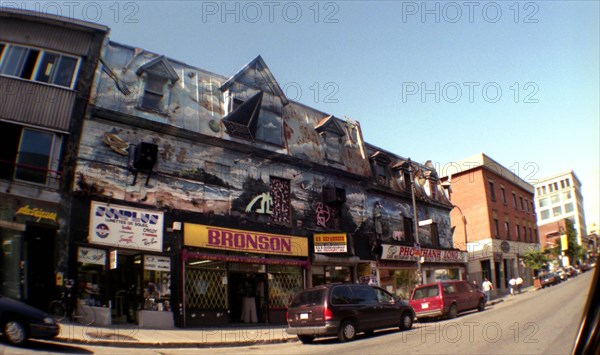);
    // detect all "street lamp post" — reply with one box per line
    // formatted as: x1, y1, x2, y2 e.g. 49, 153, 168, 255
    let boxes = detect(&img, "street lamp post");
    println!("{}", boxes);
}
408, 158, 422, 285
453, 204, 469, 280
442, 180, 469, 280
